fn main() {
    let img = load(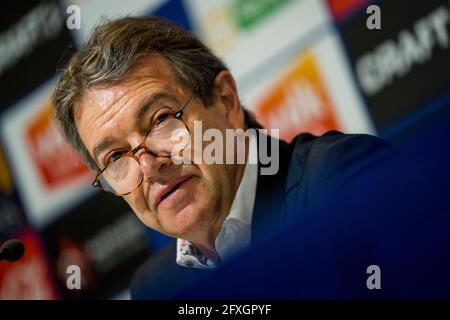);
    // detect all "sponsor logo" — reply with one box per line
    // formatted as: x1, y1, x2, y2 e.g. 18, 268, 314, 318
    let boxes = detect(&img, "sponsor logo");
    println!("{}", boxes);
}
356, 4, 450, 96
25, 101, 90, 190
231, 0, 293, 30
338, 0, 450, 131
256, 52, 341, 141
